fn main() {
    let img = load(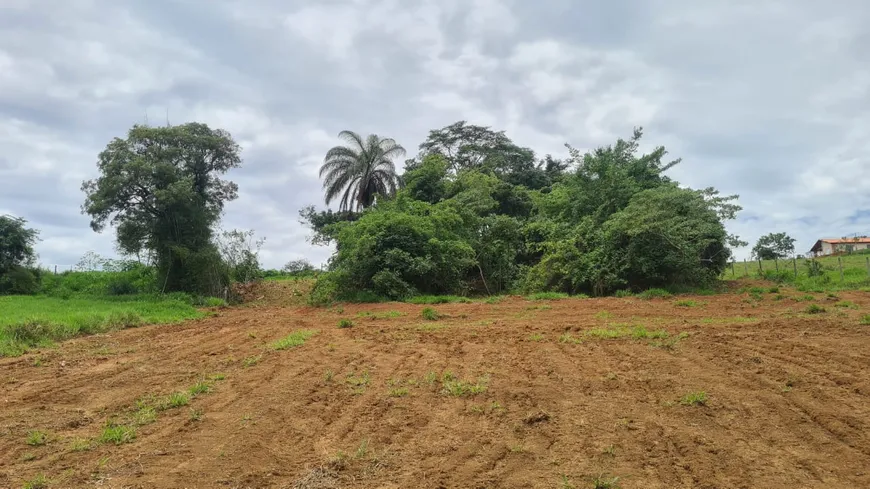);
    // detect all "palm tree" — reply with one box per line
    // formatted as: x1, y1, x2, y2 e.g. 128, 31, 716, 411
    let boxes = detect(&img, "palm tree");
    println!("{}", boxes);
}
319, 131, 406, 211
